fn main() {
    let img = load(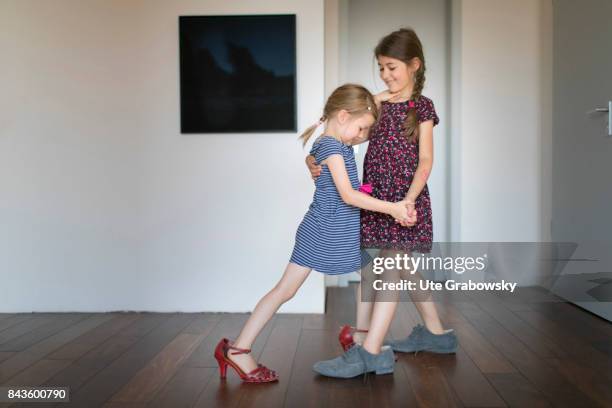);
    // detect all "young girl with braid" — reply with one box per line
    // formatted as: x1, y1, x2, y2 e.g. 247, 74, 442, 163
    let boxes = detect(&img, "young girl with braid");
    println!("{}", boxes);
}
308, 28, 458, 361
